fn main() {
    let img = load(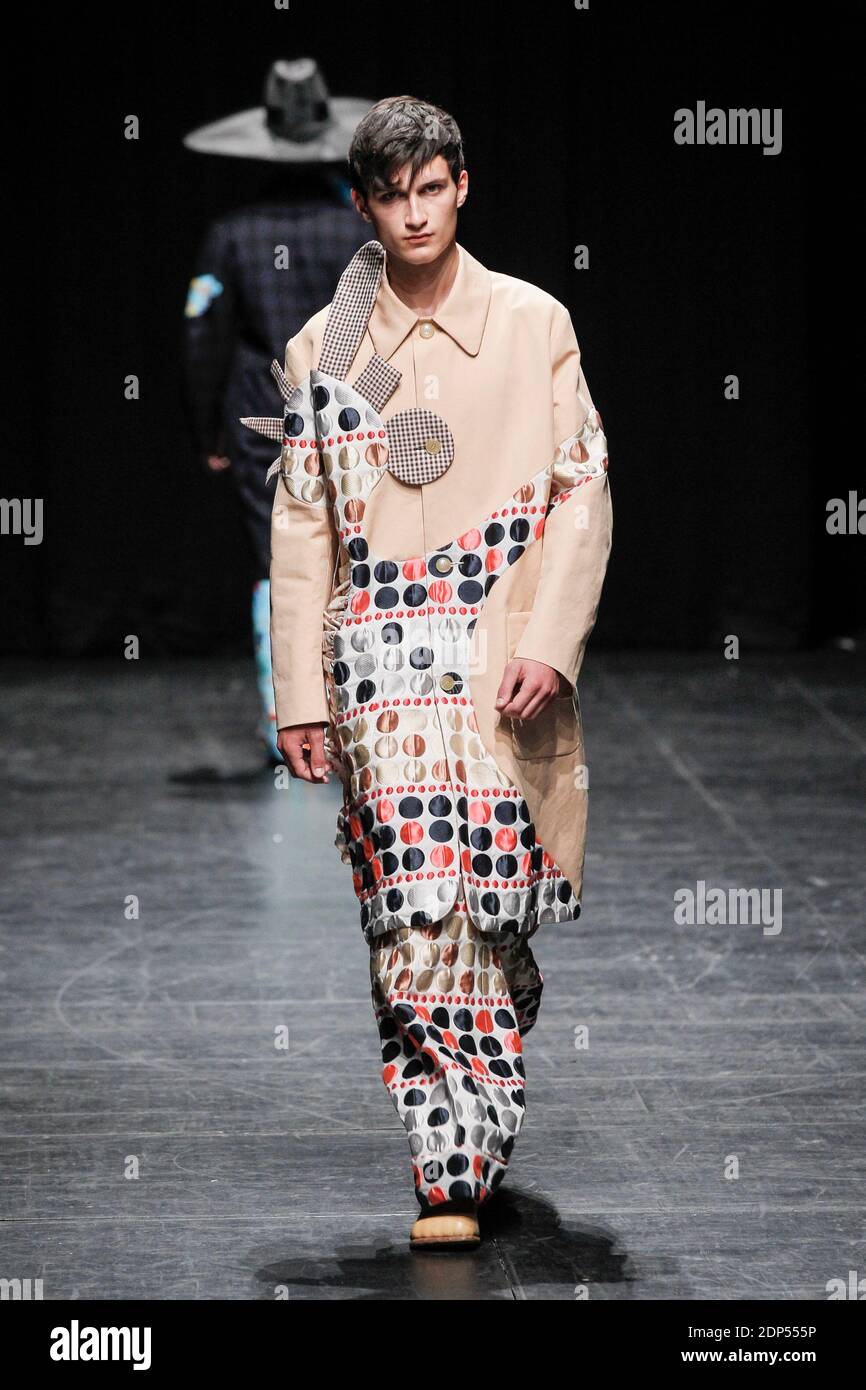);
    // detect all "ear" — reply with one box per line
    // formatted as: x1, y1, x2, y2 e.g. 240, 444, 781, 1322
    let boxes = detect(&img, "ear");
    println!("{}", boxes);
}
351, 189, 372, 223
